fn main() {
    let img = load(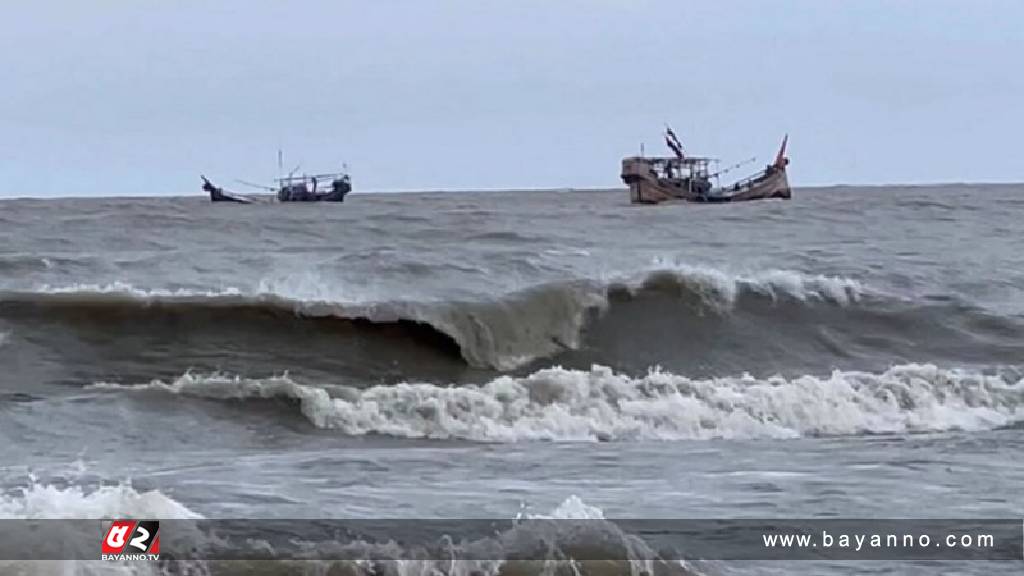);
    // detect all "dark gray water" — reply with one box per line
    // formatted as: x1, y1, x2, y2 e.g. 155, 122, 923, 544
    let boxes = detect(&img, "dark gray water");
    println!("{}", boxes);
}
1, 185, 1022, 574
